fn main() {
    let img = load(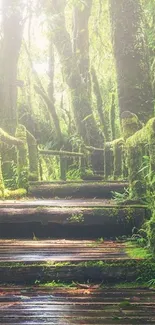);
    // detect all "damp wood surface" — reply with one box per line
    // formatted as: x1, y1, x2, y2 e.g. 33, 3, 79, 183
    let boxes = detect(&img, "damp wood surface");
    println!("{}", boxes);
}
0, 286, 155, 324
